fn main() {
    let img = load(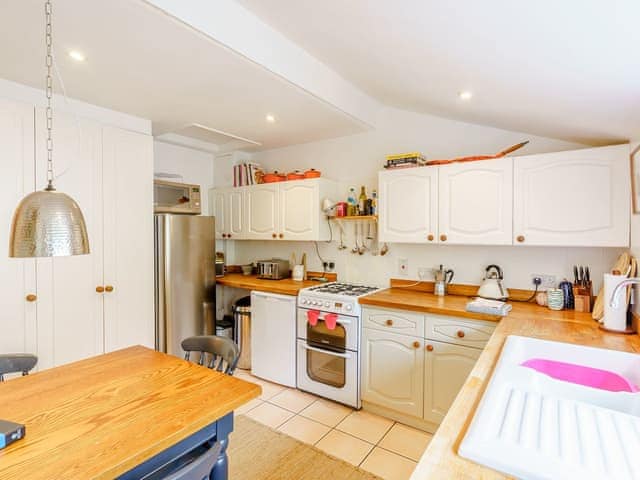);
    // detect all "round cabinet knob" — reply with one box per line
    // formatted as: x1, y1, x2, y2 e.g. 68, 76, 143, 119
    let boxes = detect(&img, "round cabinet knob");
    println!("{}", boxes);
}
386, 319, 394, 326
456, 330, 465, 338
272, 233, 277, 238
413, 341, 420, 349
96, 286, 105, 293
105, 285, 114, 293
516, 235, 525, 243
427, 234, 434, 241
426, 344, 434, 352
440, 234, 447, 242
25, 294, 37, 302
227, 234, 232, 239
279, 233, 284, 239
222, 233, 226, 238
